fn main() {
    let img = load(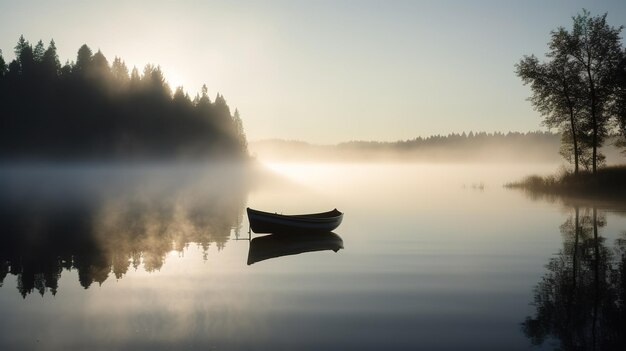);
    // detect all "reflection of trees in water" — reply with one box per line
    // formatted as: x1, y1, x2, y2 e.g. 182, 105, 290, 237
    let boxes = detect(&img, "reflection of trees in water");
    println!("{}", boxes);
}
95, 181, 244, 274
0, 166, 246, 297
523, 207, 626, 350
